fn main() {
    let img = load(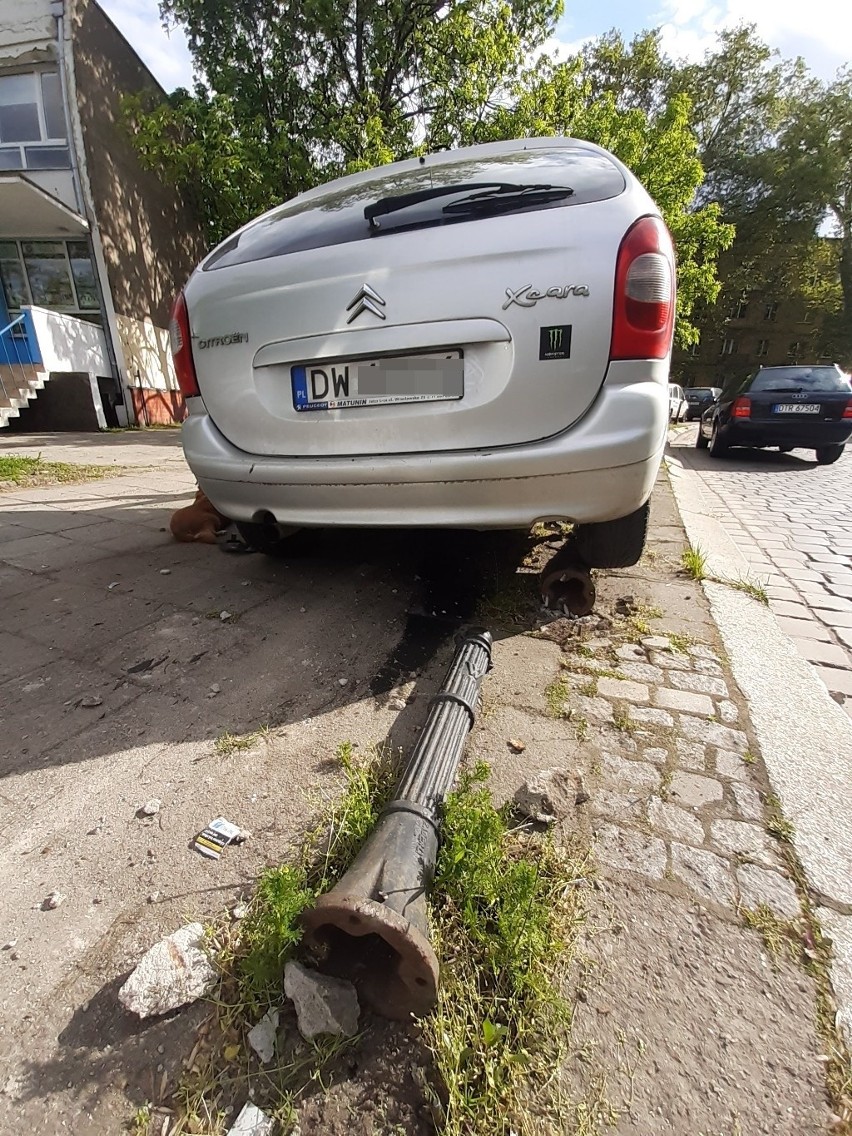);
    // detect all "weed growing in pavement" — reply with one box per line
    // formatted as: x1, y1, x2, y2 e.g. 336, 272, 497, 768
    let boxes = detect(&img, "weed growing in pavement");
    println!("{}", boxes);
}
745, 795, 852, 1125
477, 571, 540, 628
424, 762, 593, 1136
559, 659, 623, 681
571, 713, 590, 742
742, 750, 756, 765
213, 727, 268, 758
545, 676, 572, 717
765, 793, 796, 843
680, 544, 708, 580
740, 905, 800, 965
577, 679, 598, 698
612, 712, 635, 734
163, 741, 396, 1133
127, 1104, 152, 1135
0, 454, 120, 489
663, 631, 694, 653
723, 576, 770, 604
623, 604, 663, 638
